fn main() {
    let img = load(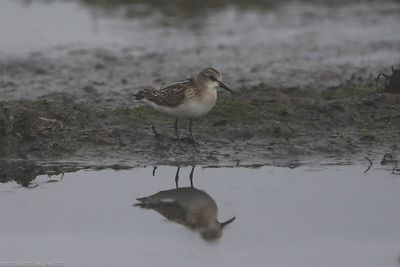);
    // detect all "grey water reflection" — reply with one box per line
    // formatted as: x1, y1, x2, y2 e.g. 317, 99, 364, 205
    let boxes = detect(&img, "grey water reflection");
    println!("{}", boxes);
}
1, 165, 400, 266
134, 166, 236, 241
